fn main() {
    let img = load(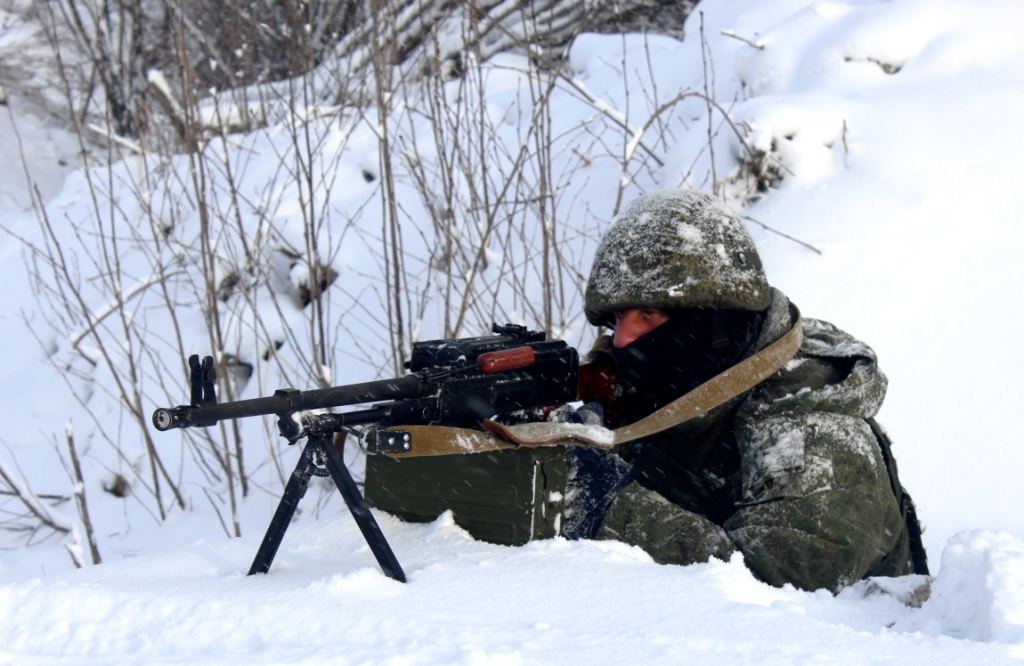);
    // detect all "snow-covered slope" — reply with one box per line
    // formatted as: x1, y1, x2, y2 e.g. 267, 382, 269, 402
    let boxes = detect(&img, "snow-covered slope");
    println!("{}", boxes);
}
2, 0, 1024, 662
3, 514, 1024, 664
